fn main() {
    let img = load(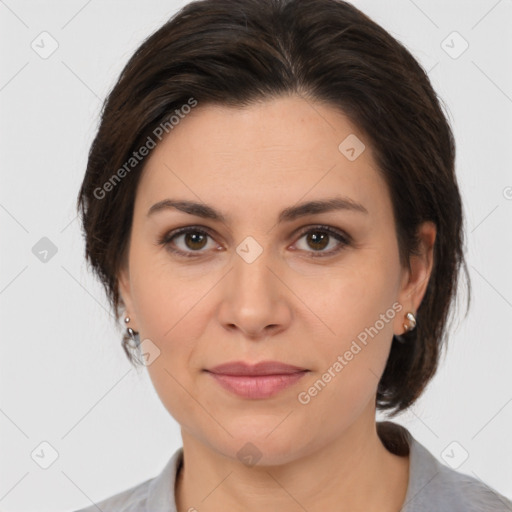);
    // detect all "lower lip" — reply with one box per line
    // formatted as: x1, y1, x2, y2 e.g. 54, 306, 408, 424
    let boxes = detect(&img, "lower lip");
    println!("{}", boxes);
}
206, 371, 308, 399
